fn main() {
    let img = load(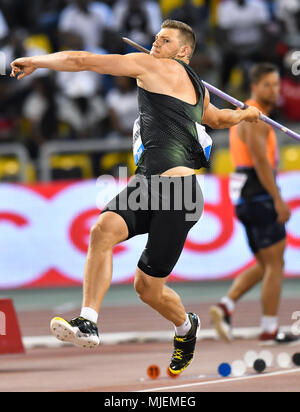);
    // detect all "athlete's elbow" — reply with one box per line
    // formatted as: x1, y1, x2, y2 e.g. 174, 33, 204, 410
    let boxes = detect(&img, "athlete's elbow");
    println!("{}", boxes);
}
202, 117, 221, 129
